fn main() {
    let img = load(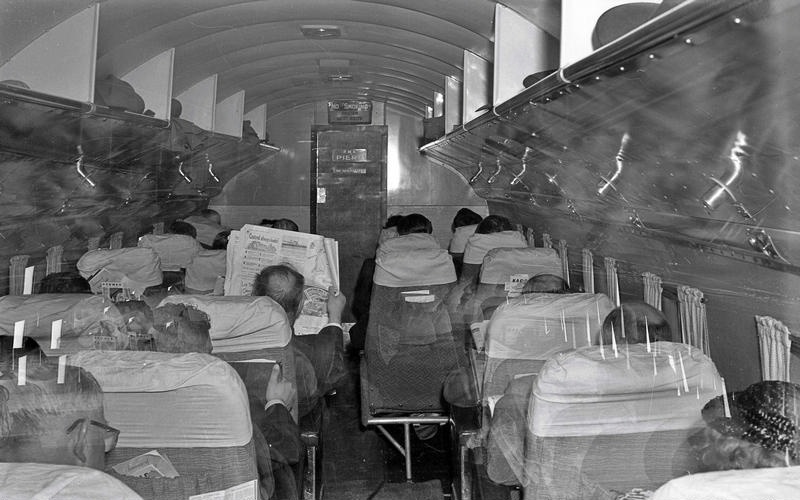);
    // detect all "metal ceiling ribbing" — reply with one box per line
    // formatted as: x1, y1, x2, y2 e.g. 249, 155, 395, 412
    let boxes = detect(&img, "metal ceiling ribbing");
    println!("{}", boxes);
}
4, 0, 559, 118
